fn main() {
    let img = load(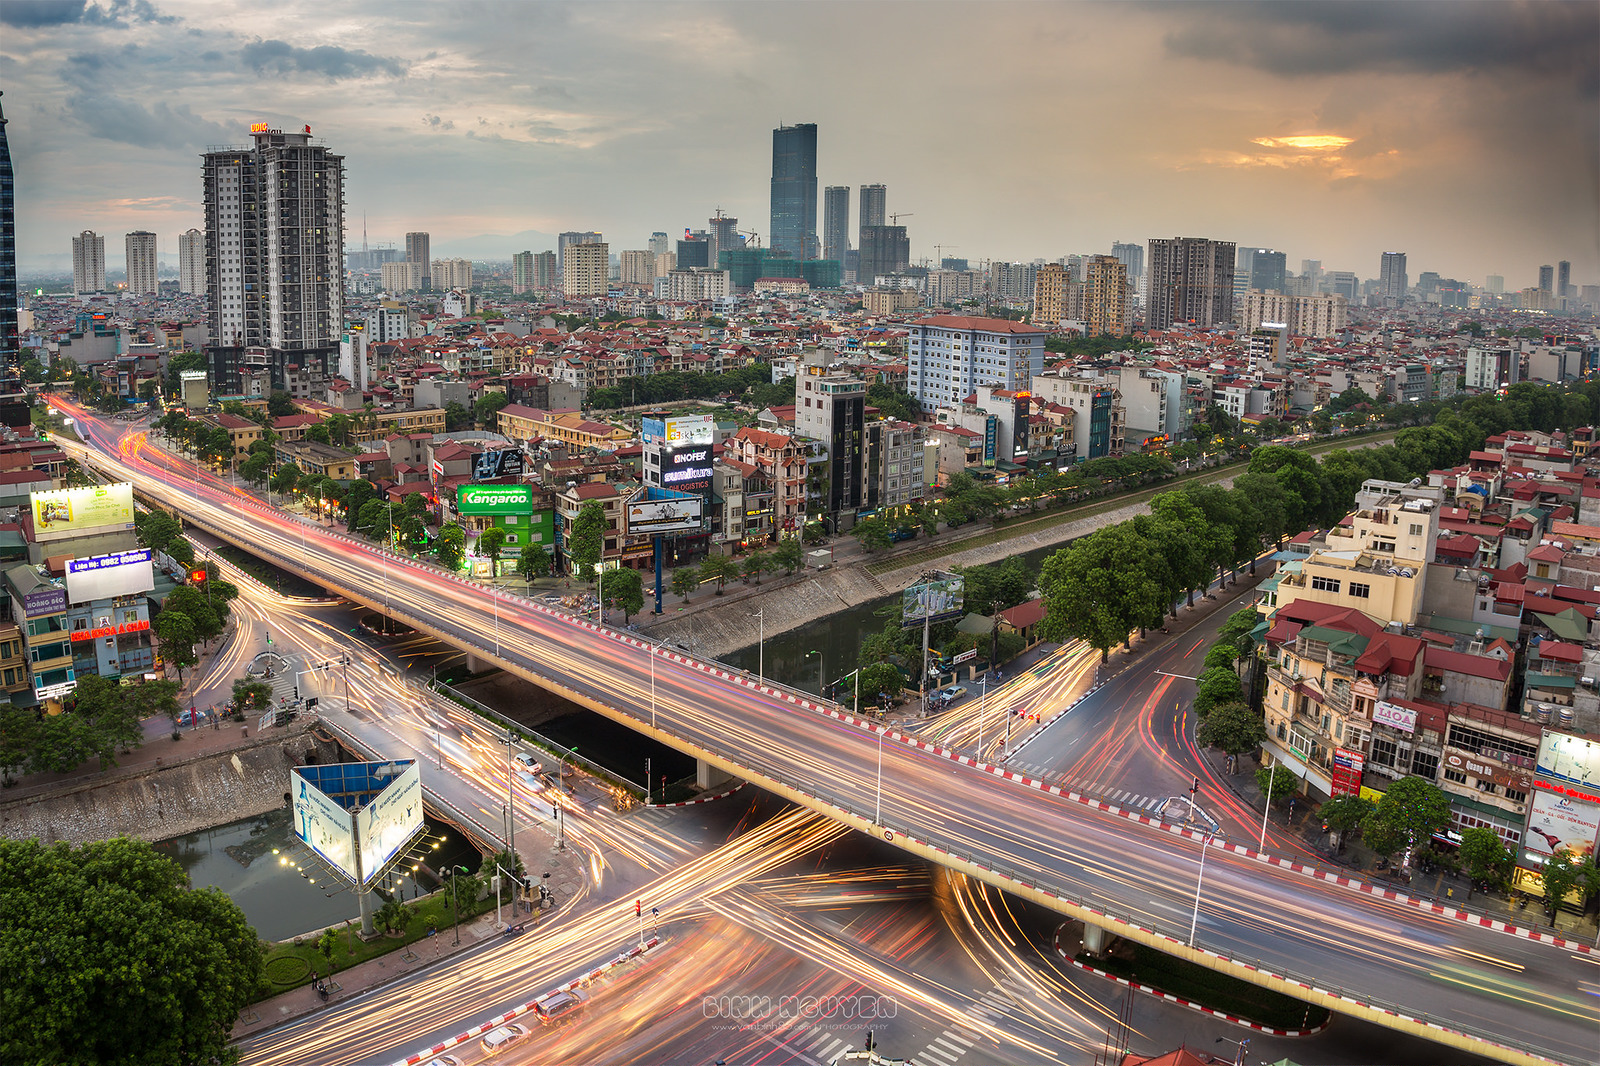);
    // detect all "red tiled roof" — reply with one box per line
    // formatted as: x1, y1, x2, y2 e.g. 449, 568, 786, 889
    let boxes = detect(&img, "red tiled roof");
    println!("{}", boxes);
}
912, 314, 1047, 335
1534, 640, 1583, 663
1425, 646, 1512, 681
1000, 597, 1047, 629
